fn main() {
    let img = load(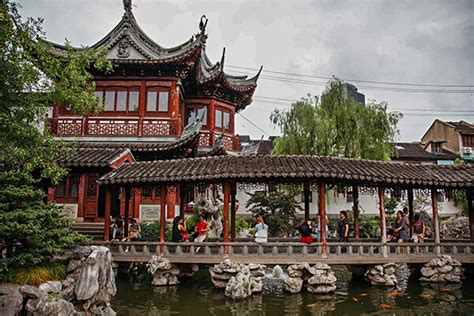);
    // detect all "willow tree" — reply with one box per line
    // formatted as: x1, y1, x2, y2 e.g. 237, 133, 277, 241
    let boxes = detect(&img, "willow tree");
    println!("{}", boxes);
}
271, 79, 402, 160
0, 3, 111, 277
